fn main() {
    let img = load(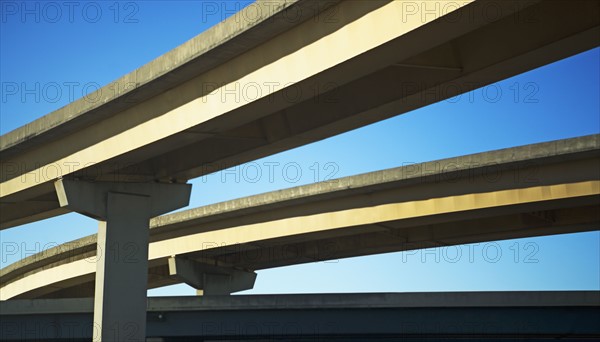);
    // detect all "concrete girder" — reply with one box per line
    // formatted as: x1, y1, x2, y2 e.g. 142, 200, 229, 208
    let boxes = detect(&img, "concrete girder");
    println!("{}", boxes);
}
2, 0, 599, 229
1, 136, 597, 300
